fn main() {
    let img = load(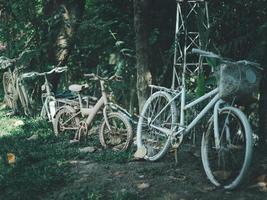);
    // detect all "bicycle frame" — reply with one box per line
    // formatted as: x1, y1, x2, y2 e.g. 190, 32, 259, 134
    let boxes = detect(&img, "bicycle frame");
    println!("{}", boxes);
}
60, 77, 132, 136
60, 80, 110, 131
150, 86, 222, 143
